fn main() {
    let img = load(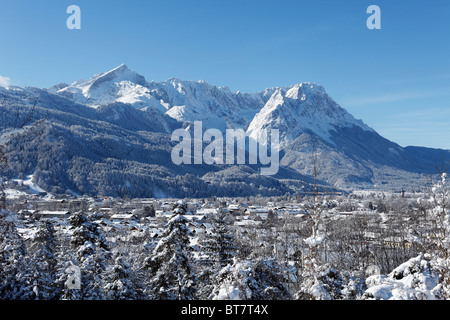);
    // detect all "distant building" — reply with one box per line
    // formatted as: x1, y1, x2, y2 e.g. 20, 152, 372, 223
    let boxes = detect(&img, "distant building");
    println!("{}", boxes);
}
35, 210, 71, 219
227, 204, 242, 216
196, 208, 218, 215
183, 215, 207, 224
110, 213, 139, 222
245, 207, 270, 216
